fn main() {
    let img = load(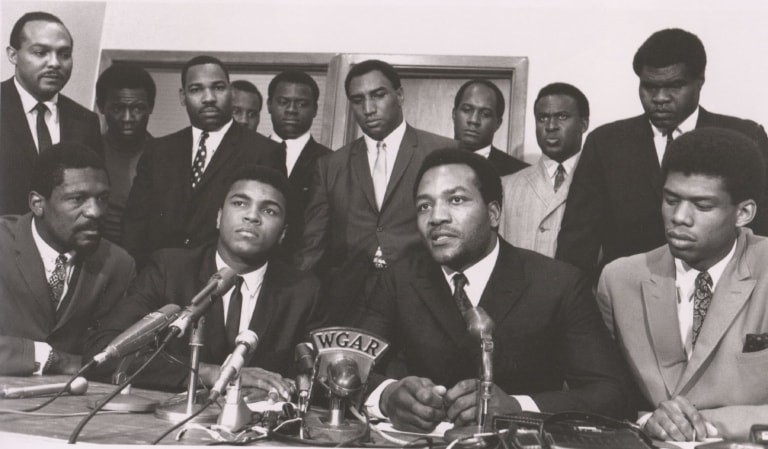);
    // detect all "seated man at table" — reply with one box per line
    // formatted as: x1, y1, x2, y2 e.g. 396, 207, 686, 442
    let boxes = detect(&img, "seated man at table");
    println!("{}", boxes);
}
0, 143, 135, 376
354, 148, 632, 432
598, 128, 768, 441
85, 165, 327, 398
